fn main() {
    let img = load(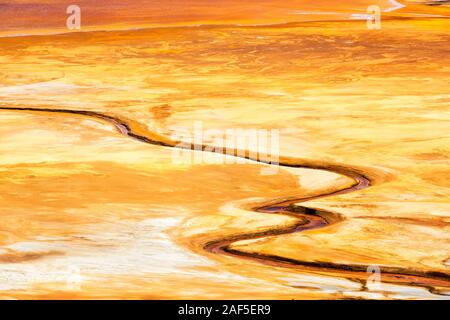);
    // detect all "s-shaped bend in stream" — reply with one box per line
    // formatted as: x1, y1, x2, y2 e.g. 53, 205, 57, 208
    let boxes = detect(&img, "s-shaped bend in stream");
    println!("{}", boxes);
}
0, 106, 449, 295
